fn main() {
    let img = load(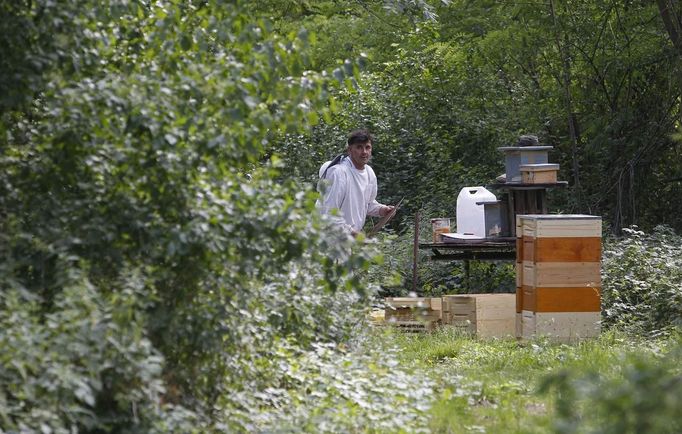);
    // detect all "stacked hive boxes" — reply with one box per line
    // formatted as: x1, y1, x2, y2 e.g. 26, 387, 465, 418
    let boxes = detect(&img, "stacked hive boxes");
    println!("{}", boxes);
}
442, 294, 515, 338
516, 215, 602, 341
384, 297, 441, 332
515, 217, 524, 337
